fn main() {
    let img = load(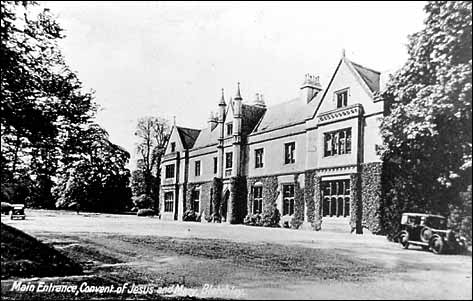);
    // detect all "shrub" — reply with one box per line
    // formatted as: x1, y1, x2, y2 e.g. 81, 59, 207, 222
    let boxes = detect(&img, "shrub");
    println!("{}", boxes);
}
132, 194, 154, 210
243, 213, 263, 226
137, 209, 155, 216
262, 207, 281, 228
290, 216, 303, 229
183, 210, 197, 222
